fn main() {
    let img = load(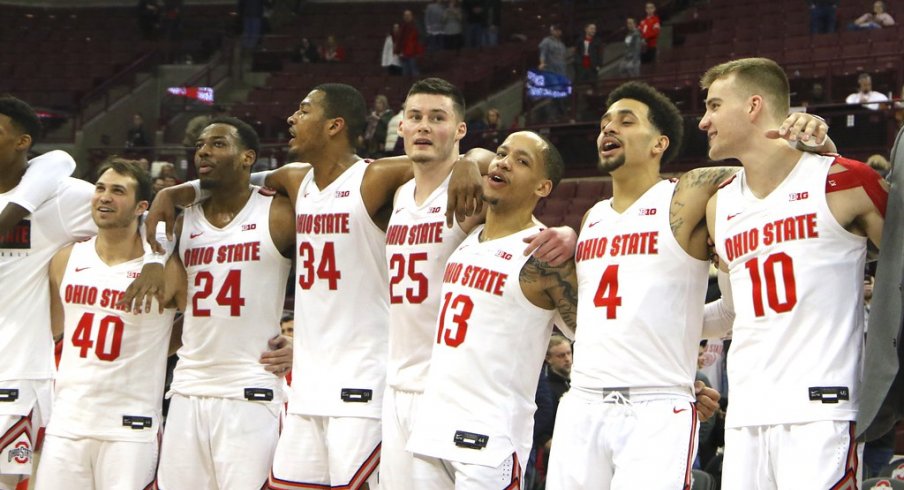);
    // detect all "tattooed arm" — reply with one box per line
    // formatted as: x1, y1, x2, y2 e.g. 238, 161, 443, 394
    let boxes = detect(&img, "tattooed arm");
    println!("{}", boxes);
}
519, 256, 578, 333
670, 166, 740, 260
